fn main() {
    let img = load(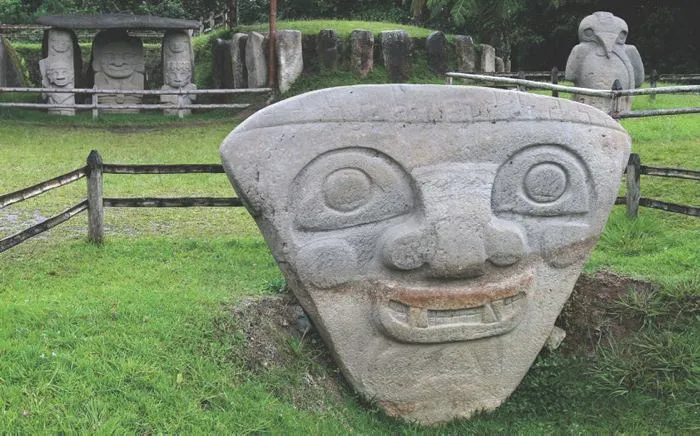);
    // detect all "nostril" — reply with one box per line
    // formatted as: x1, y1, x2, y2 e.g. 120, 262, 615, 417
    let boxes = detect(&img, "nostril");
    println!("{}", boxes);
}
381, 225, 435, 271
486, 219, 526, 267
